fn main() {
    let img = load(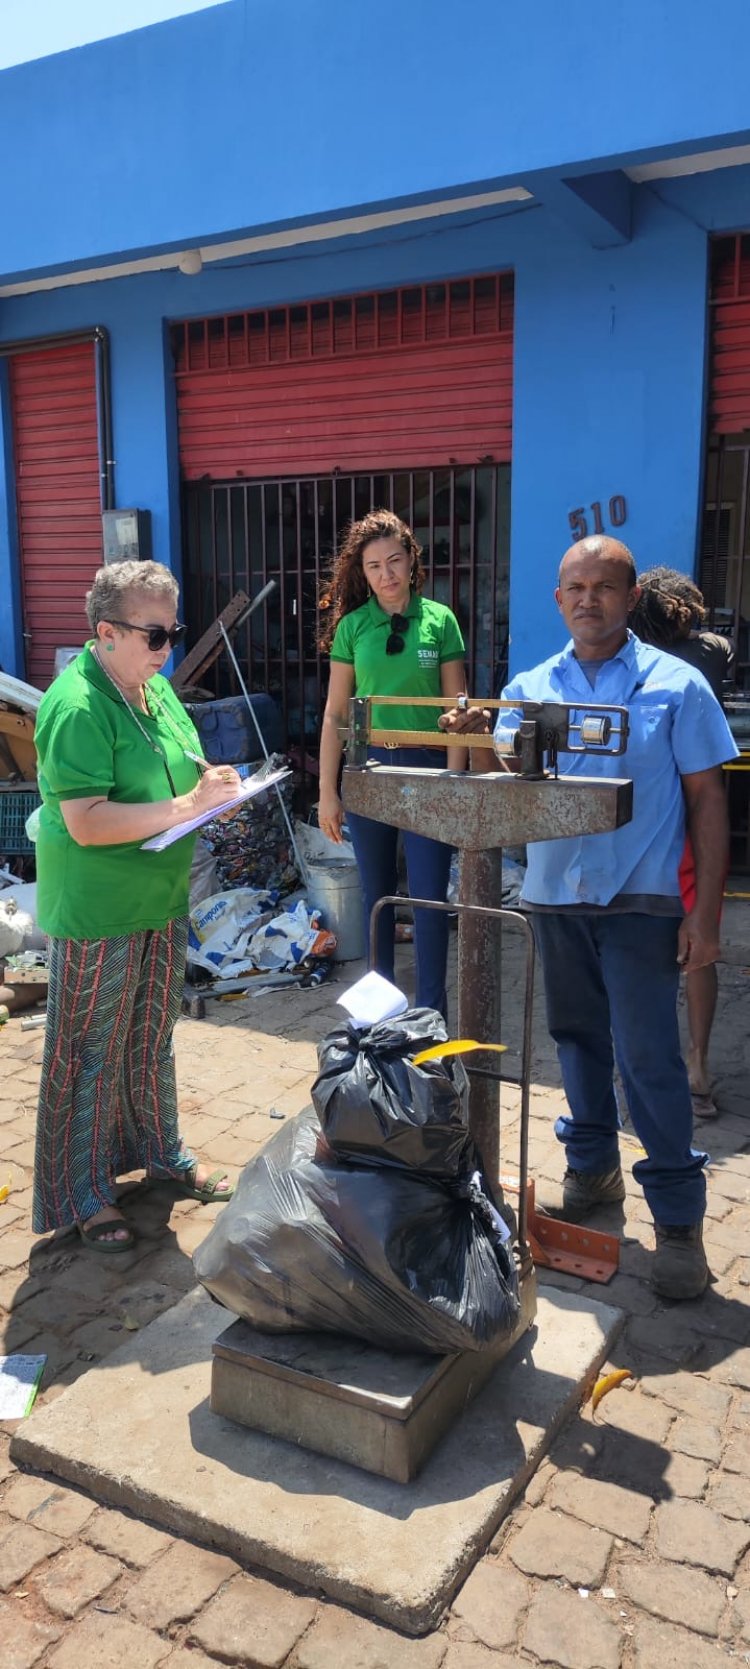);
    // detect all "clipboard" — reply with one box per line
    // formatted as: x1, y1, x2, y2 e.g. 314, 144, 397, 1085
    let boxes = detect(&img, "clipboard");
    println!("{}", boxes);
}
142, 766, 291, 852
